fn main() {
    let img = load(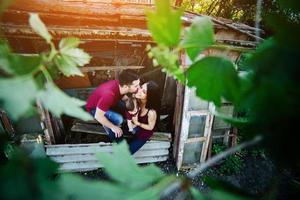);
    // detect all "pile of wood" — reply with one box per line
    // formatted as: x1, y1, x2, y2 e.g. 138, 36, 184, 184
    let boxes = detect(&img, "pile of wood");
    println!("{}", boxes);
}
45, 119, 172, 172
46, 141, 170, 172
71, 119, 172, 141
